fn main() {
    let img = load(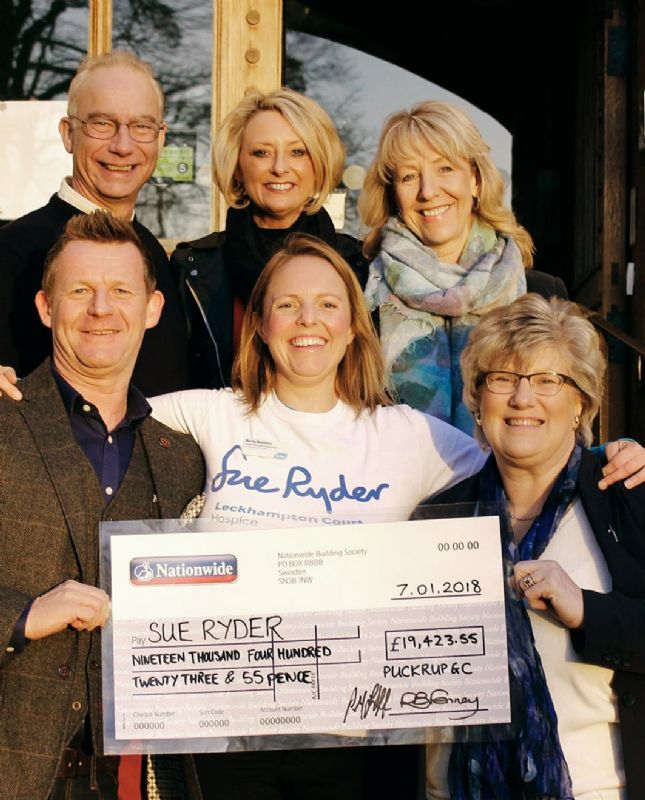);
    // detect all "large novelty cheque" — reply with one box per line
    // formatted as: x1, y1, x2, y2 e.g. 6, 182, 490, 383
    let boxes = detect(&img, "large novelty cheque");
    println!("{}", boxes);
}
101, 517, 510, 754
